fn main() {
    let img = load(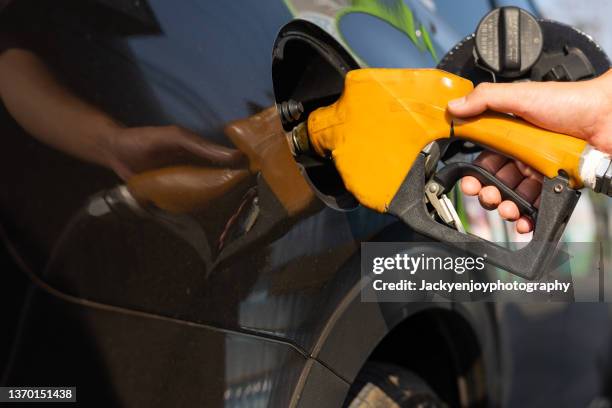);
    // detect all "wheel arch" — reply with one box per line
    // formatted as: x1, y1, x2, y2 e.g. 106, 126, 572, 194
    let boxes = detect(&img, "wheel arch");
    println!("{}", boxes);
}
310, 286, 500, 407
